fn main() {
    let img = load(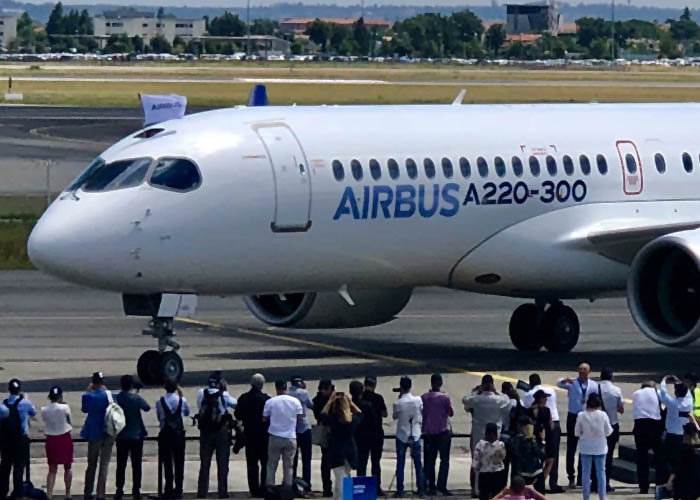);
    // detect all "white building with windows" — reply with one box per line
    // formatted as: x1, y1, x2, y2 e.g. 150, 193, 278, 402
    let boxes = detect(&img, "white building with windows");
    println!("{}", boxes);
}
0, 10, 21, 49
93, 8, 205, 44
